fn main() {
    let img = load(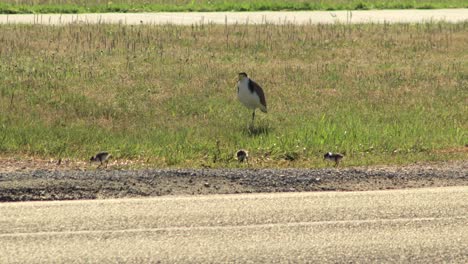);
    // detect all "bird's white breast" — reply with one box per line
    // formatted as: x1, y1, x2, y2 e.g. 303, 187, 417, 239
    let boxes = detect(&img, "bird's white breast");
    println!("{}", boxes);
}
237, 79, 261, 110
